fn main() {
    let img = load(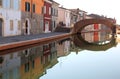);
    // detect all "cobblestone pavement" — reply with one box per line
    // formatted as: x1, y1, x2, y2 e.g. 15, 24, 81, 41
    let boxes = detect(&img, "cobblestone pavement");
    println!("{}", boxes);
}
0, 32, 68, 45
